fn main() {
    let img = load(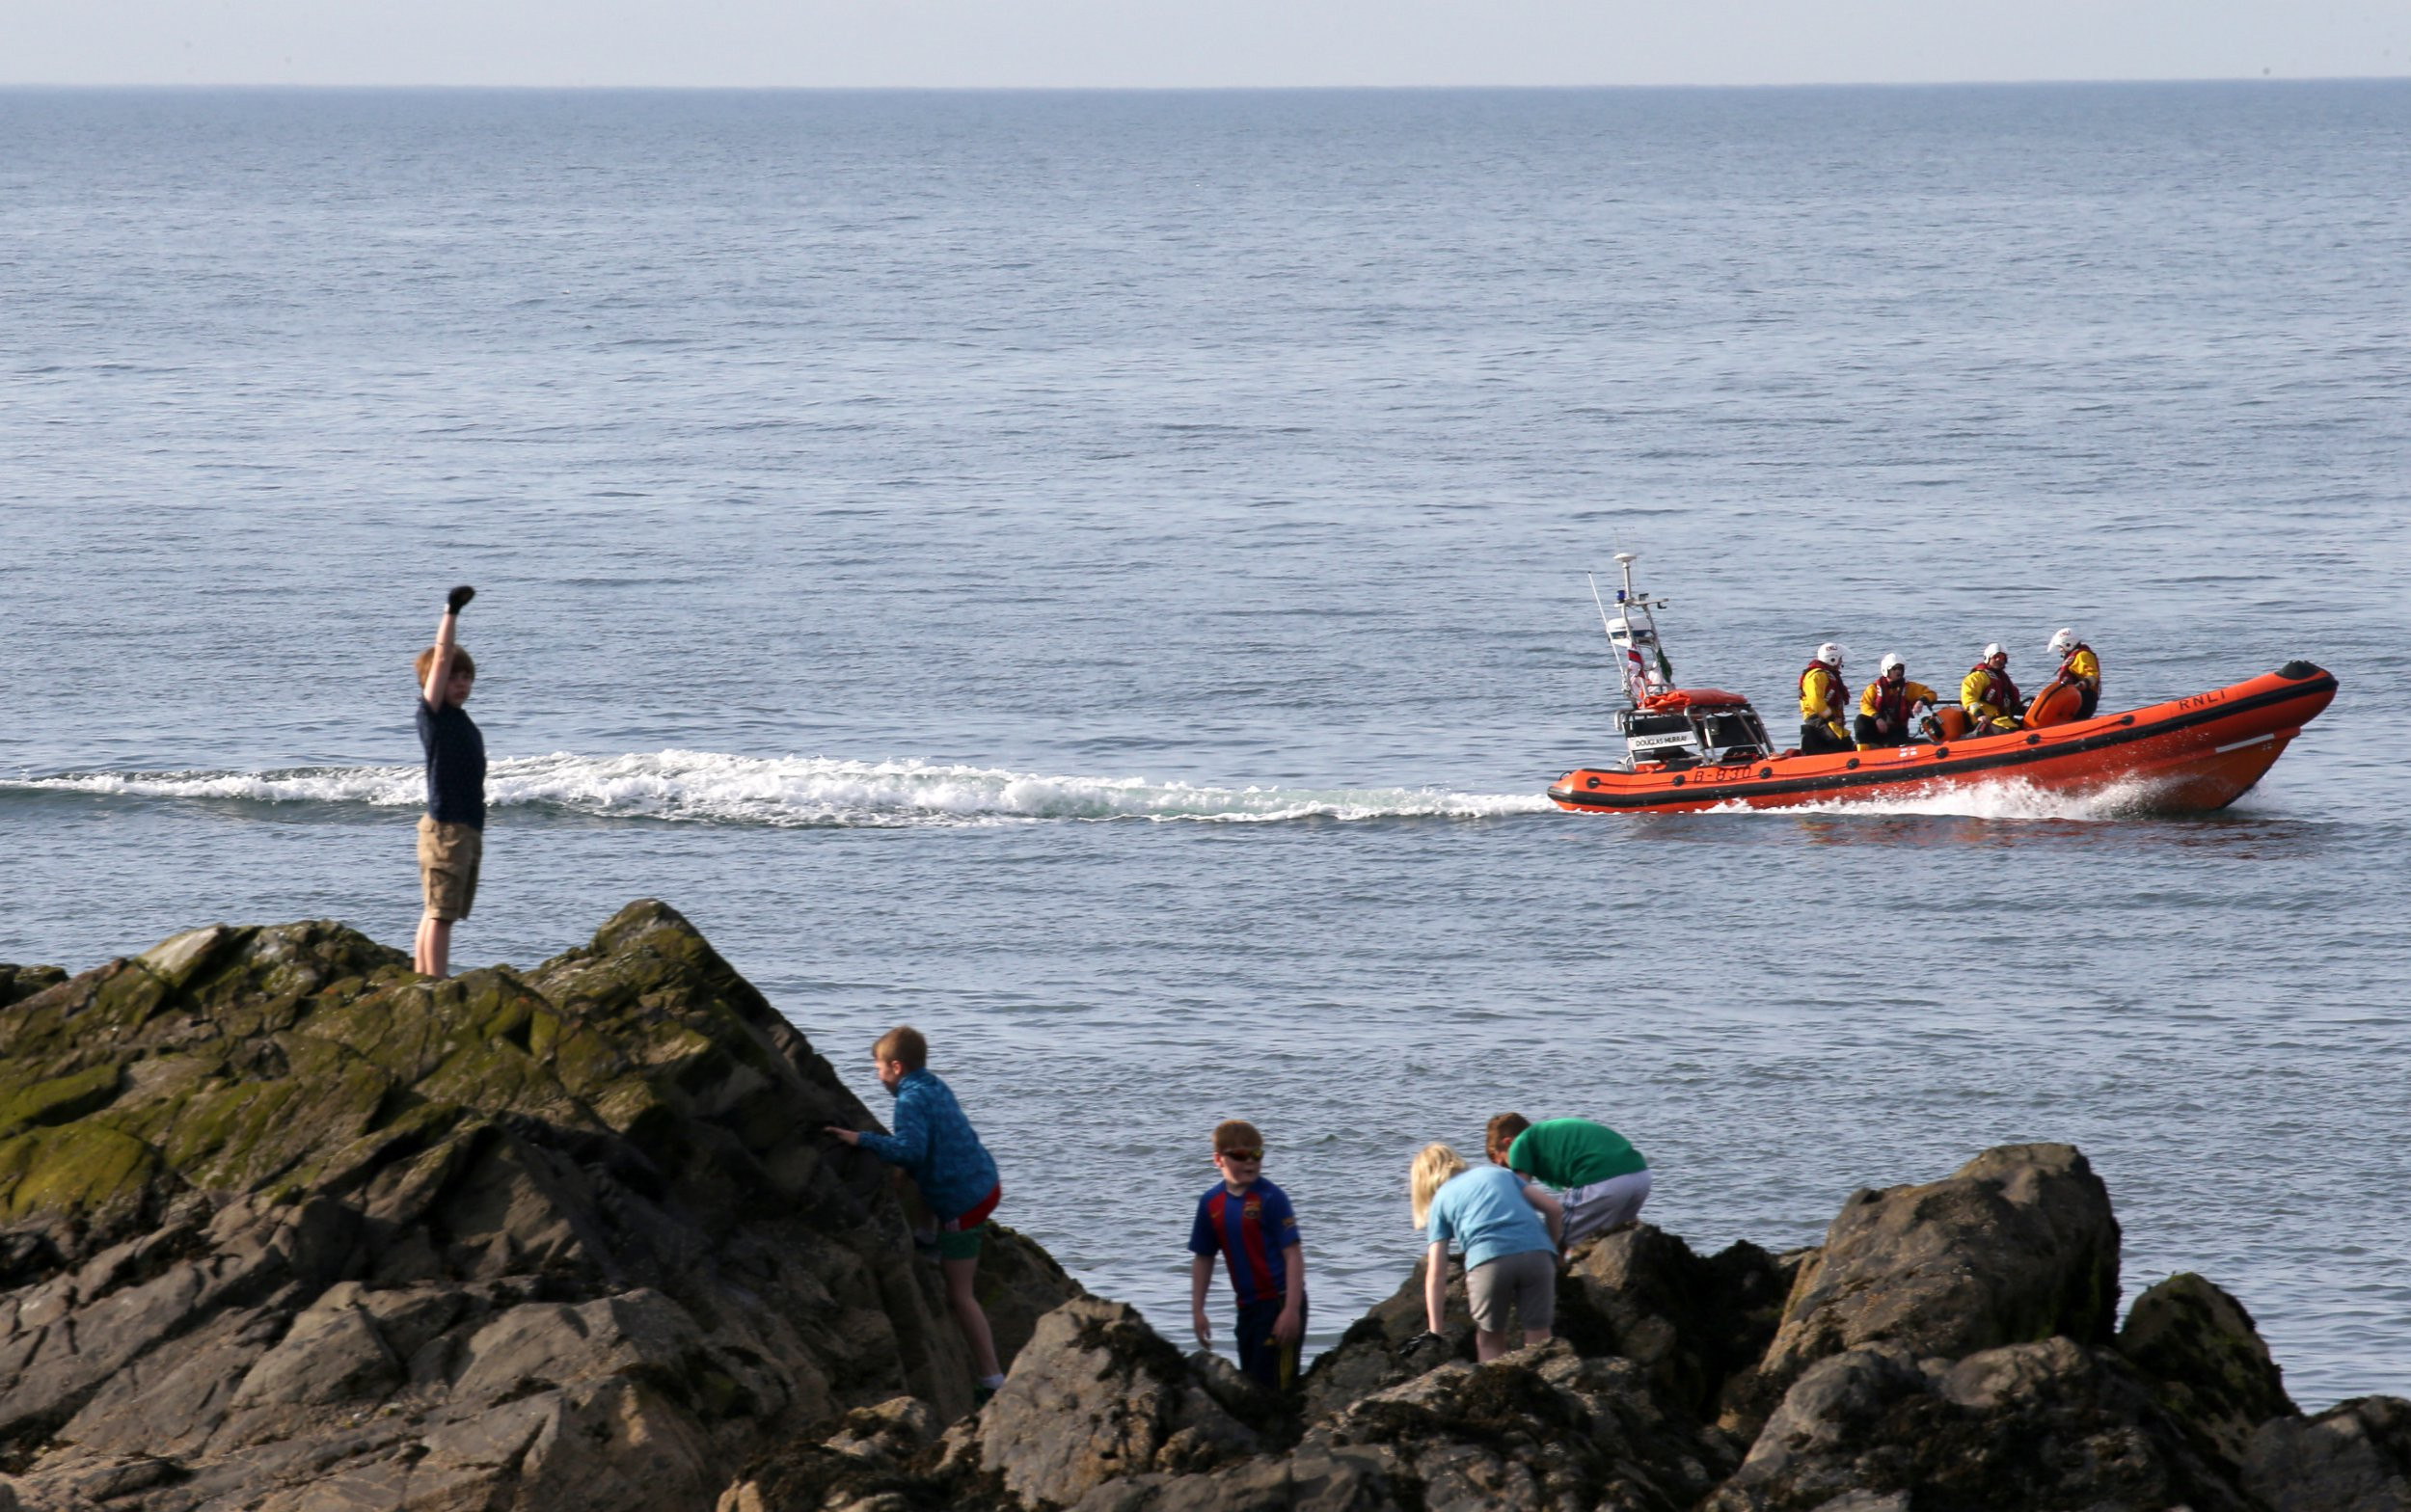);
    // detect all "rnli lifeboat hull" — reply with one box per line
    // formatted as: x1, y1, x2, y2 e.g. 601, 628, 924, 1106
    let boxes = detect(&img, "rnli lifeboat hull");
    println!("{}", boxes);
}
1549, 663, 2337, 816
